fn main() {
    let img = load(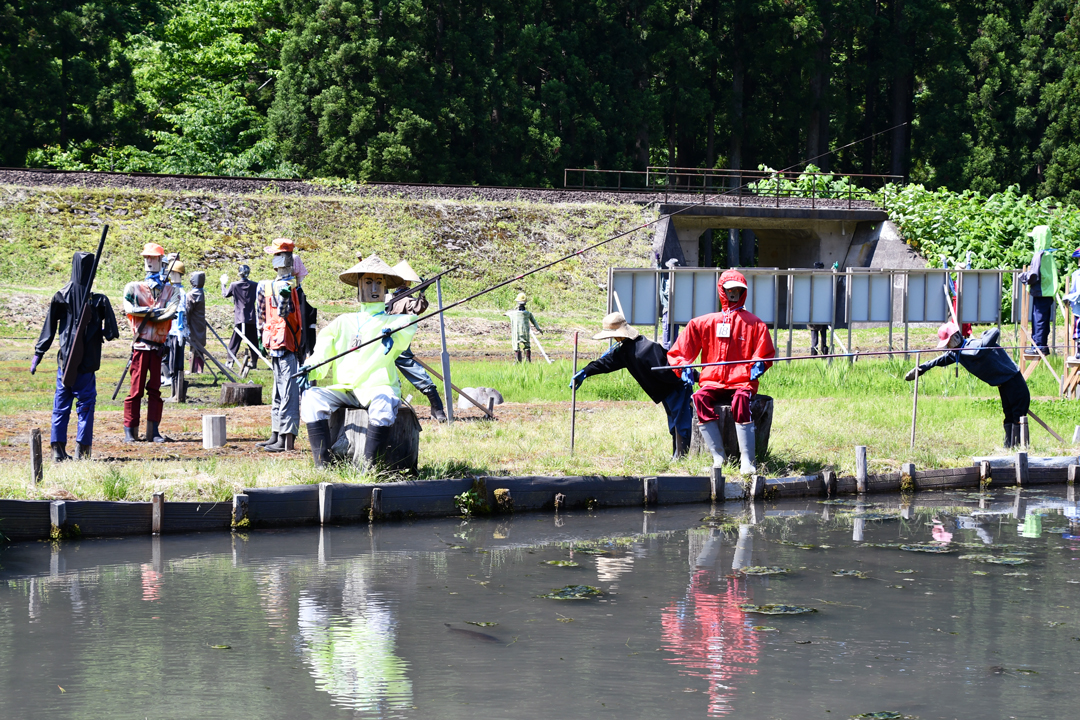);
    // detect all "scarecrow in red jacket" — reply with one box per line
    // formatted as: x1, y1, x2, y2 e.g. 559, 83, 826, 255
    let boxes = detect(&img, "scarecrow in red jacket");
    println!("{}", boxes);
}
667, 269, 775, 474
